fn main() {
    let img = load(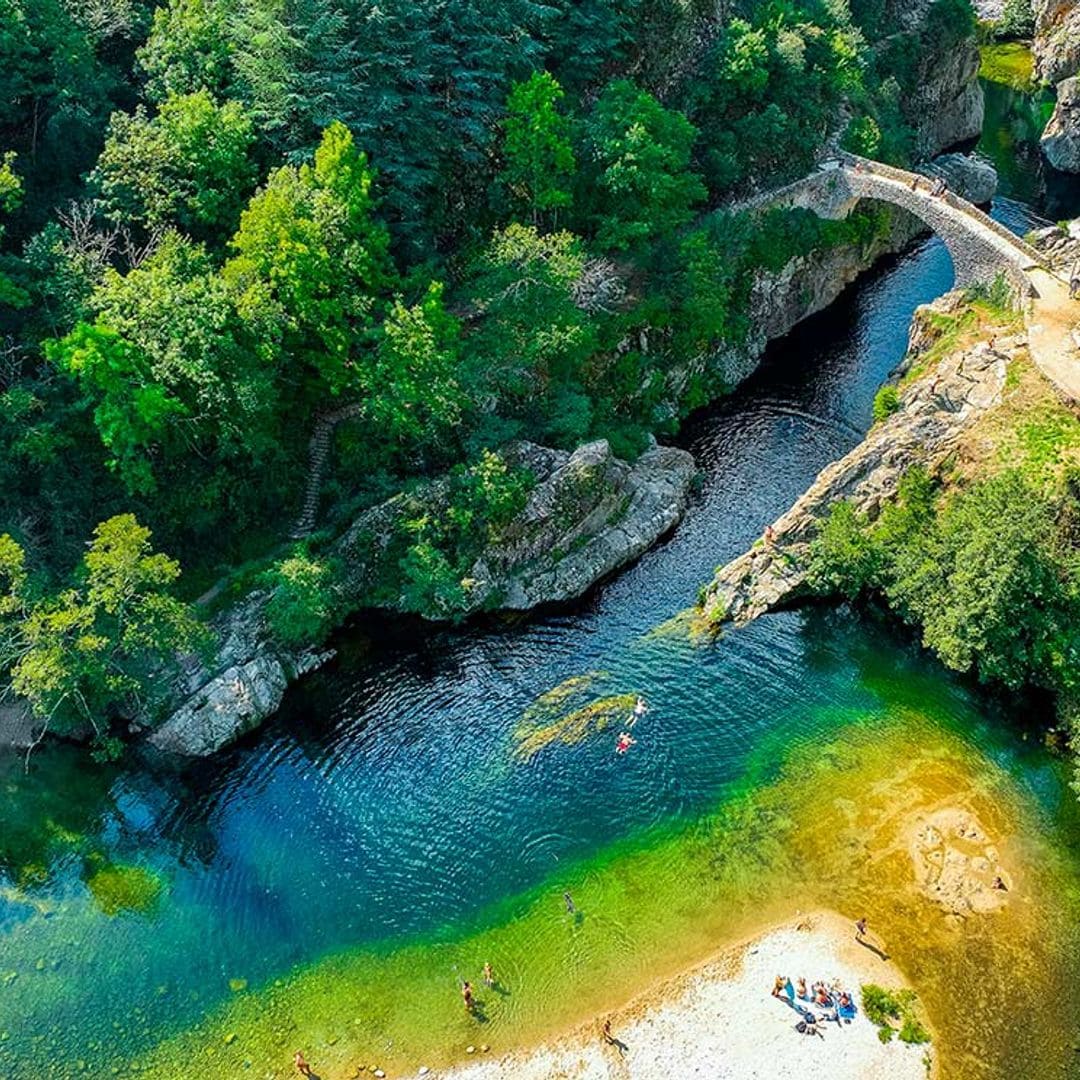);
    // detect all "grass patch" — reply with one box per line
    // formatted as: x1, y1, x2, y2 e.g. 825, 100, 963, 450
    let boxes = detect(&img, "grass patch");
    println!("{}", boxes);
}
979, 43, 1036, 91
